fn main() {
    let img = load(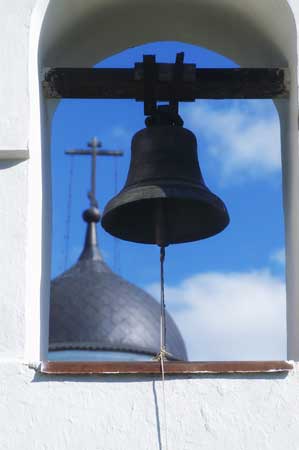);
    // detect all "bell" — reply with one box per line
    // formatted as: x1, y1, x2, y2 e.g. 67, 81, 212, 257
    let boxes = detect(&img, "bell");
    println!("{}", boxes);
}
102, 123, 229, 245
